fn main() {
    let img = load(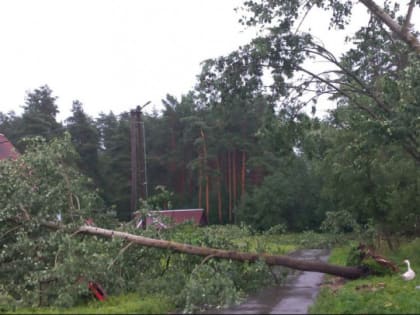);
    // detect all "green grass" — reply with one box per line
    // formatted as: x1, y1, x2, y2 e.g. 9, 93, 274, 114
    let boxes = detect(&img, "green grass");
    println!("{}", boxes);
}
310, 238, 420, 314
233, 235, 297, 255
233, 231, 341, 255
5, 294, 174, 314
